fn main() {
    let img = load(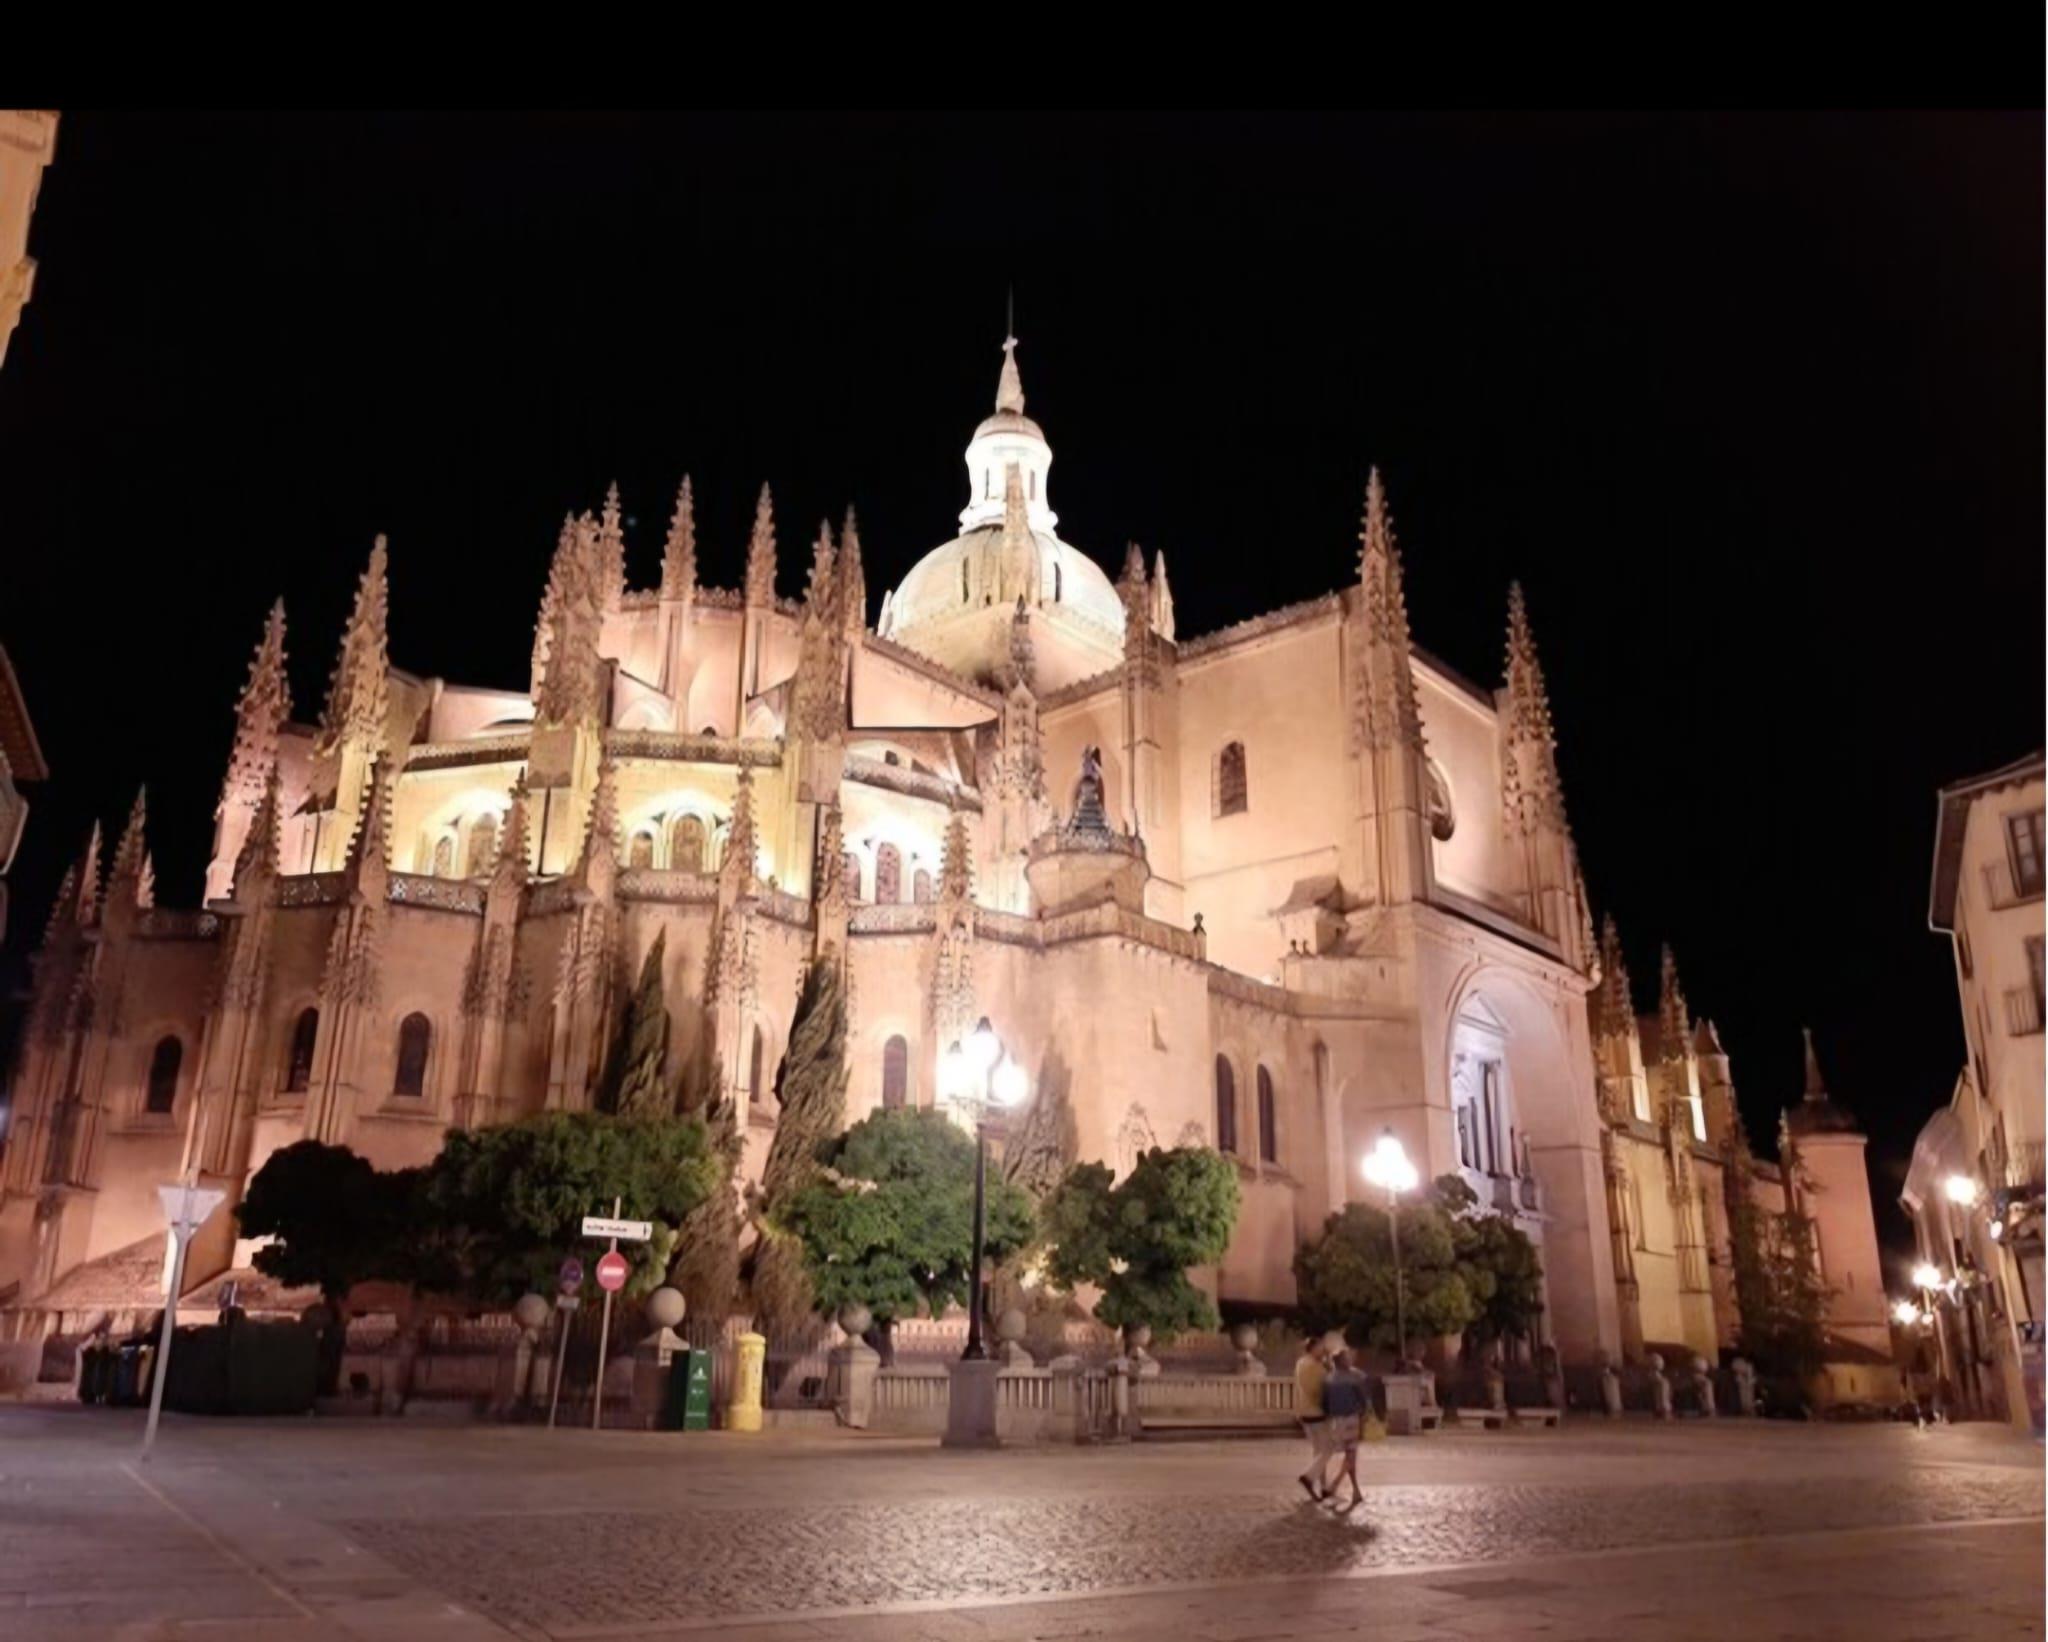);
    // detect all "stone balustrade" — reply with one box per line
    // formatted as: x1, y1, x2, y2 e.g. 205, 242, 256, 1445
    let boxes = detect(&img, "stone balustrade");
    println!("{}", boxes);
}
134, 909, 222, 940
849, 902, 940, 935
388, 873, 486, 915
404, 732, 532, 773
604, 729, 783, 768
843, 754, 982, 811
616, 869, 717, 905
276, 872, 350, 908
